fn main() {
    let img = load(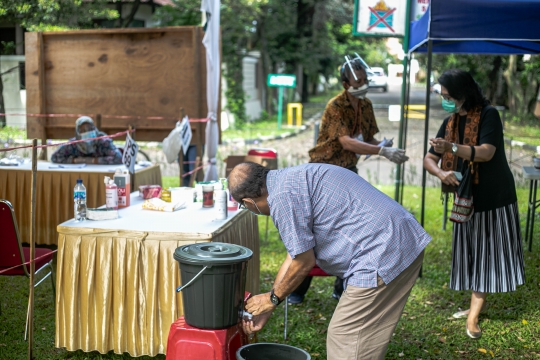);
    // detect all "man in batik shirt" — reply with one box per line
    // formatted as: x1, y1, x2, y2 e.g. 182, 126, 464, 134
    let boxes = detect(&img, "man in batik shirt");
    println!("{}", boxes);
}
295, 59, 409, 303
